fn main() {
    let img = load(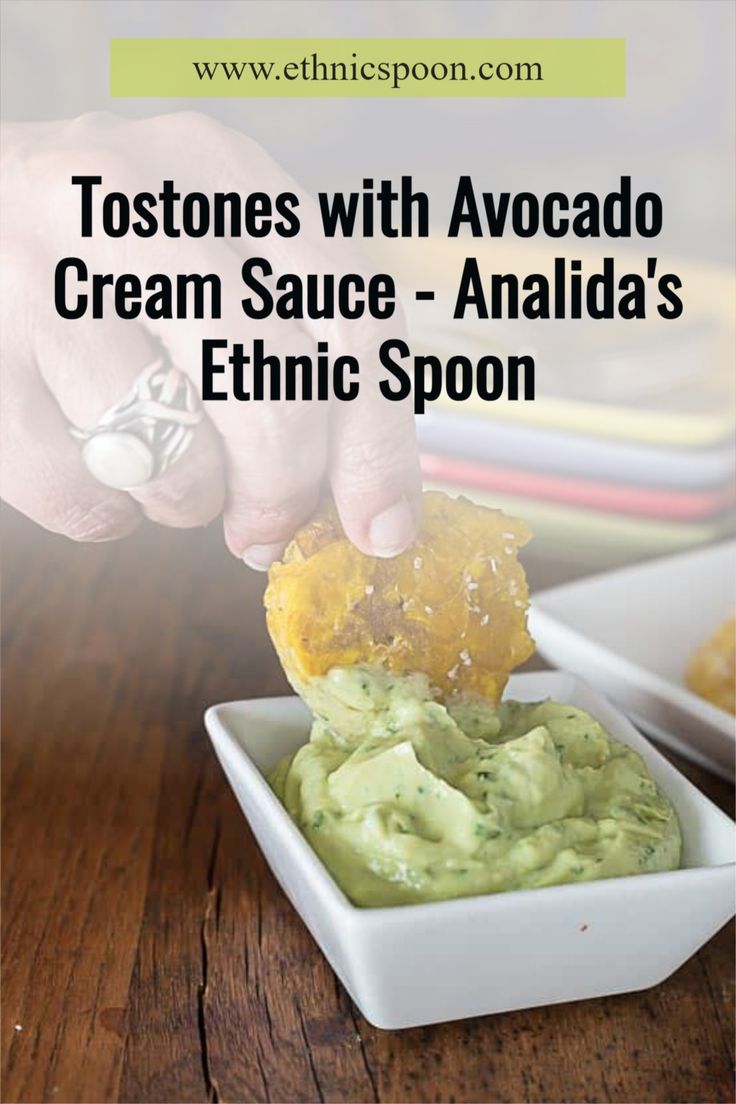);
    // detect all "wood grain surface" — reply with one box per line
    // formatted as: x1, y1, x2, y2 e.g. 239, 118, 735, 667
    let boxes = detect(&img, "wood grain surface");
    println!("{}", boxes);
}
2, 505, 734, 1104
